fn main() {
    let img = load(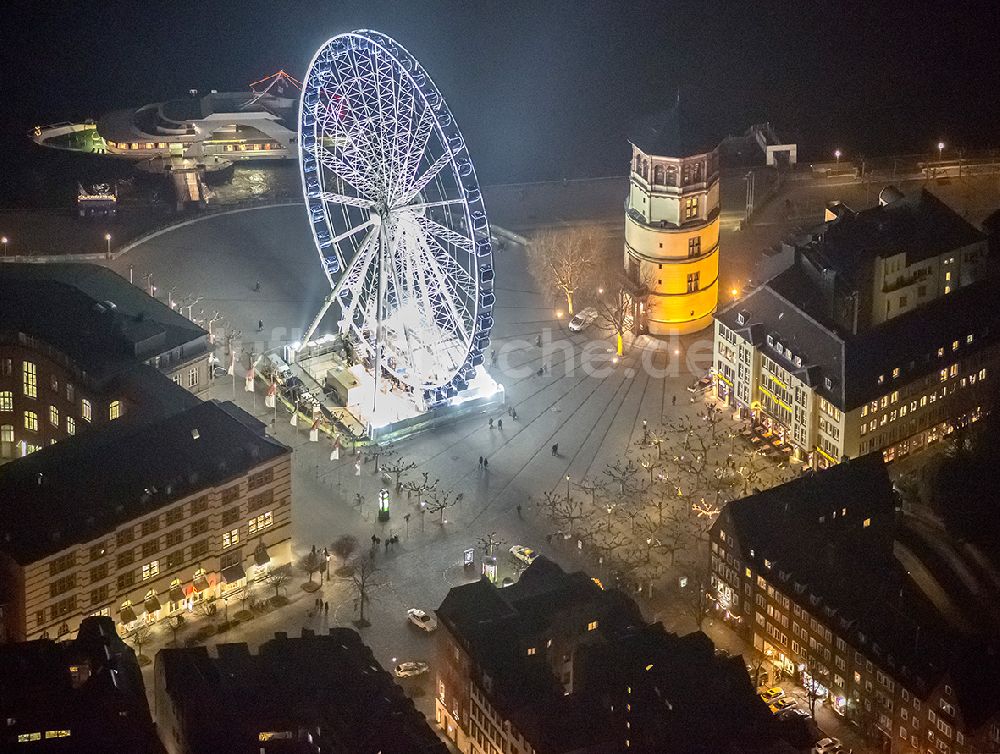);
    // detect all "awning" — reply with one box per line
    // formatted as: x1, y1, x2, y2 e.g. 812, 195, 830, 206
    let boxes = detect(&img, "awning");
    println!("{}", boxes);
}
144, 594, 162, 614
254, 541, 270, 567
169, 585, 186, 603
120, 605, 137, 623
193, 573, 209, 592
221, 563, 246, 584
